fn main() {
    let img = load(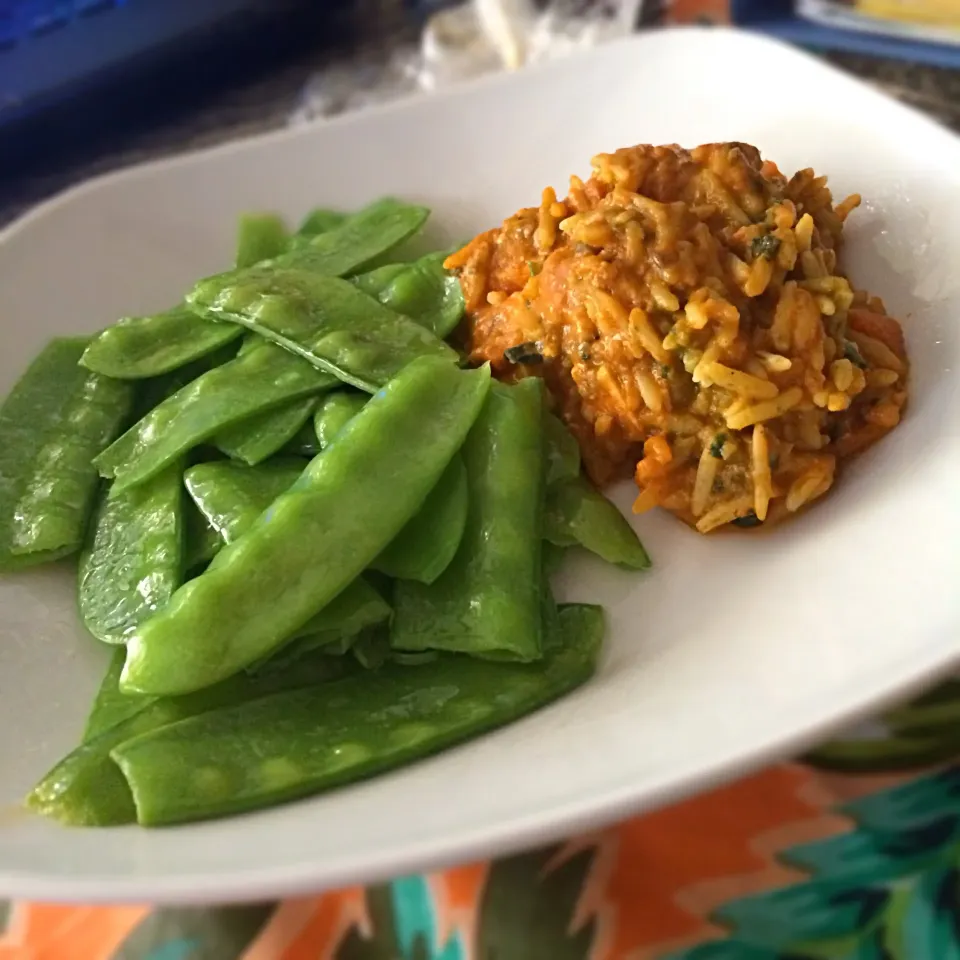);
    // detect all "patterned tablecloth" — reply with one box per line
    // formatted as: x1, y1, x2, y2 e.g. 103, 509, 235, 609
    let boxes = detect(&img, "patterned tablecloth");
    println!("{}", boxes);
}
3, 2, 960, 957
